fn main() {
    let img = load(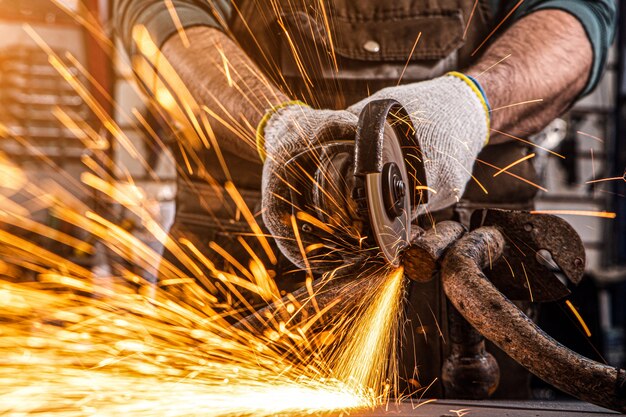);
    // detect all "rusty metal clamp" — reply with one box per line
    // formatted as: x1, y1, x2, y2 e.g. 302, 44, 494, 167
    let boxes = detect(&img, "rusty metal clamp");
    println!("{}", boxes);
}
236, 208, 625, 412
441, 210, 626, 413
